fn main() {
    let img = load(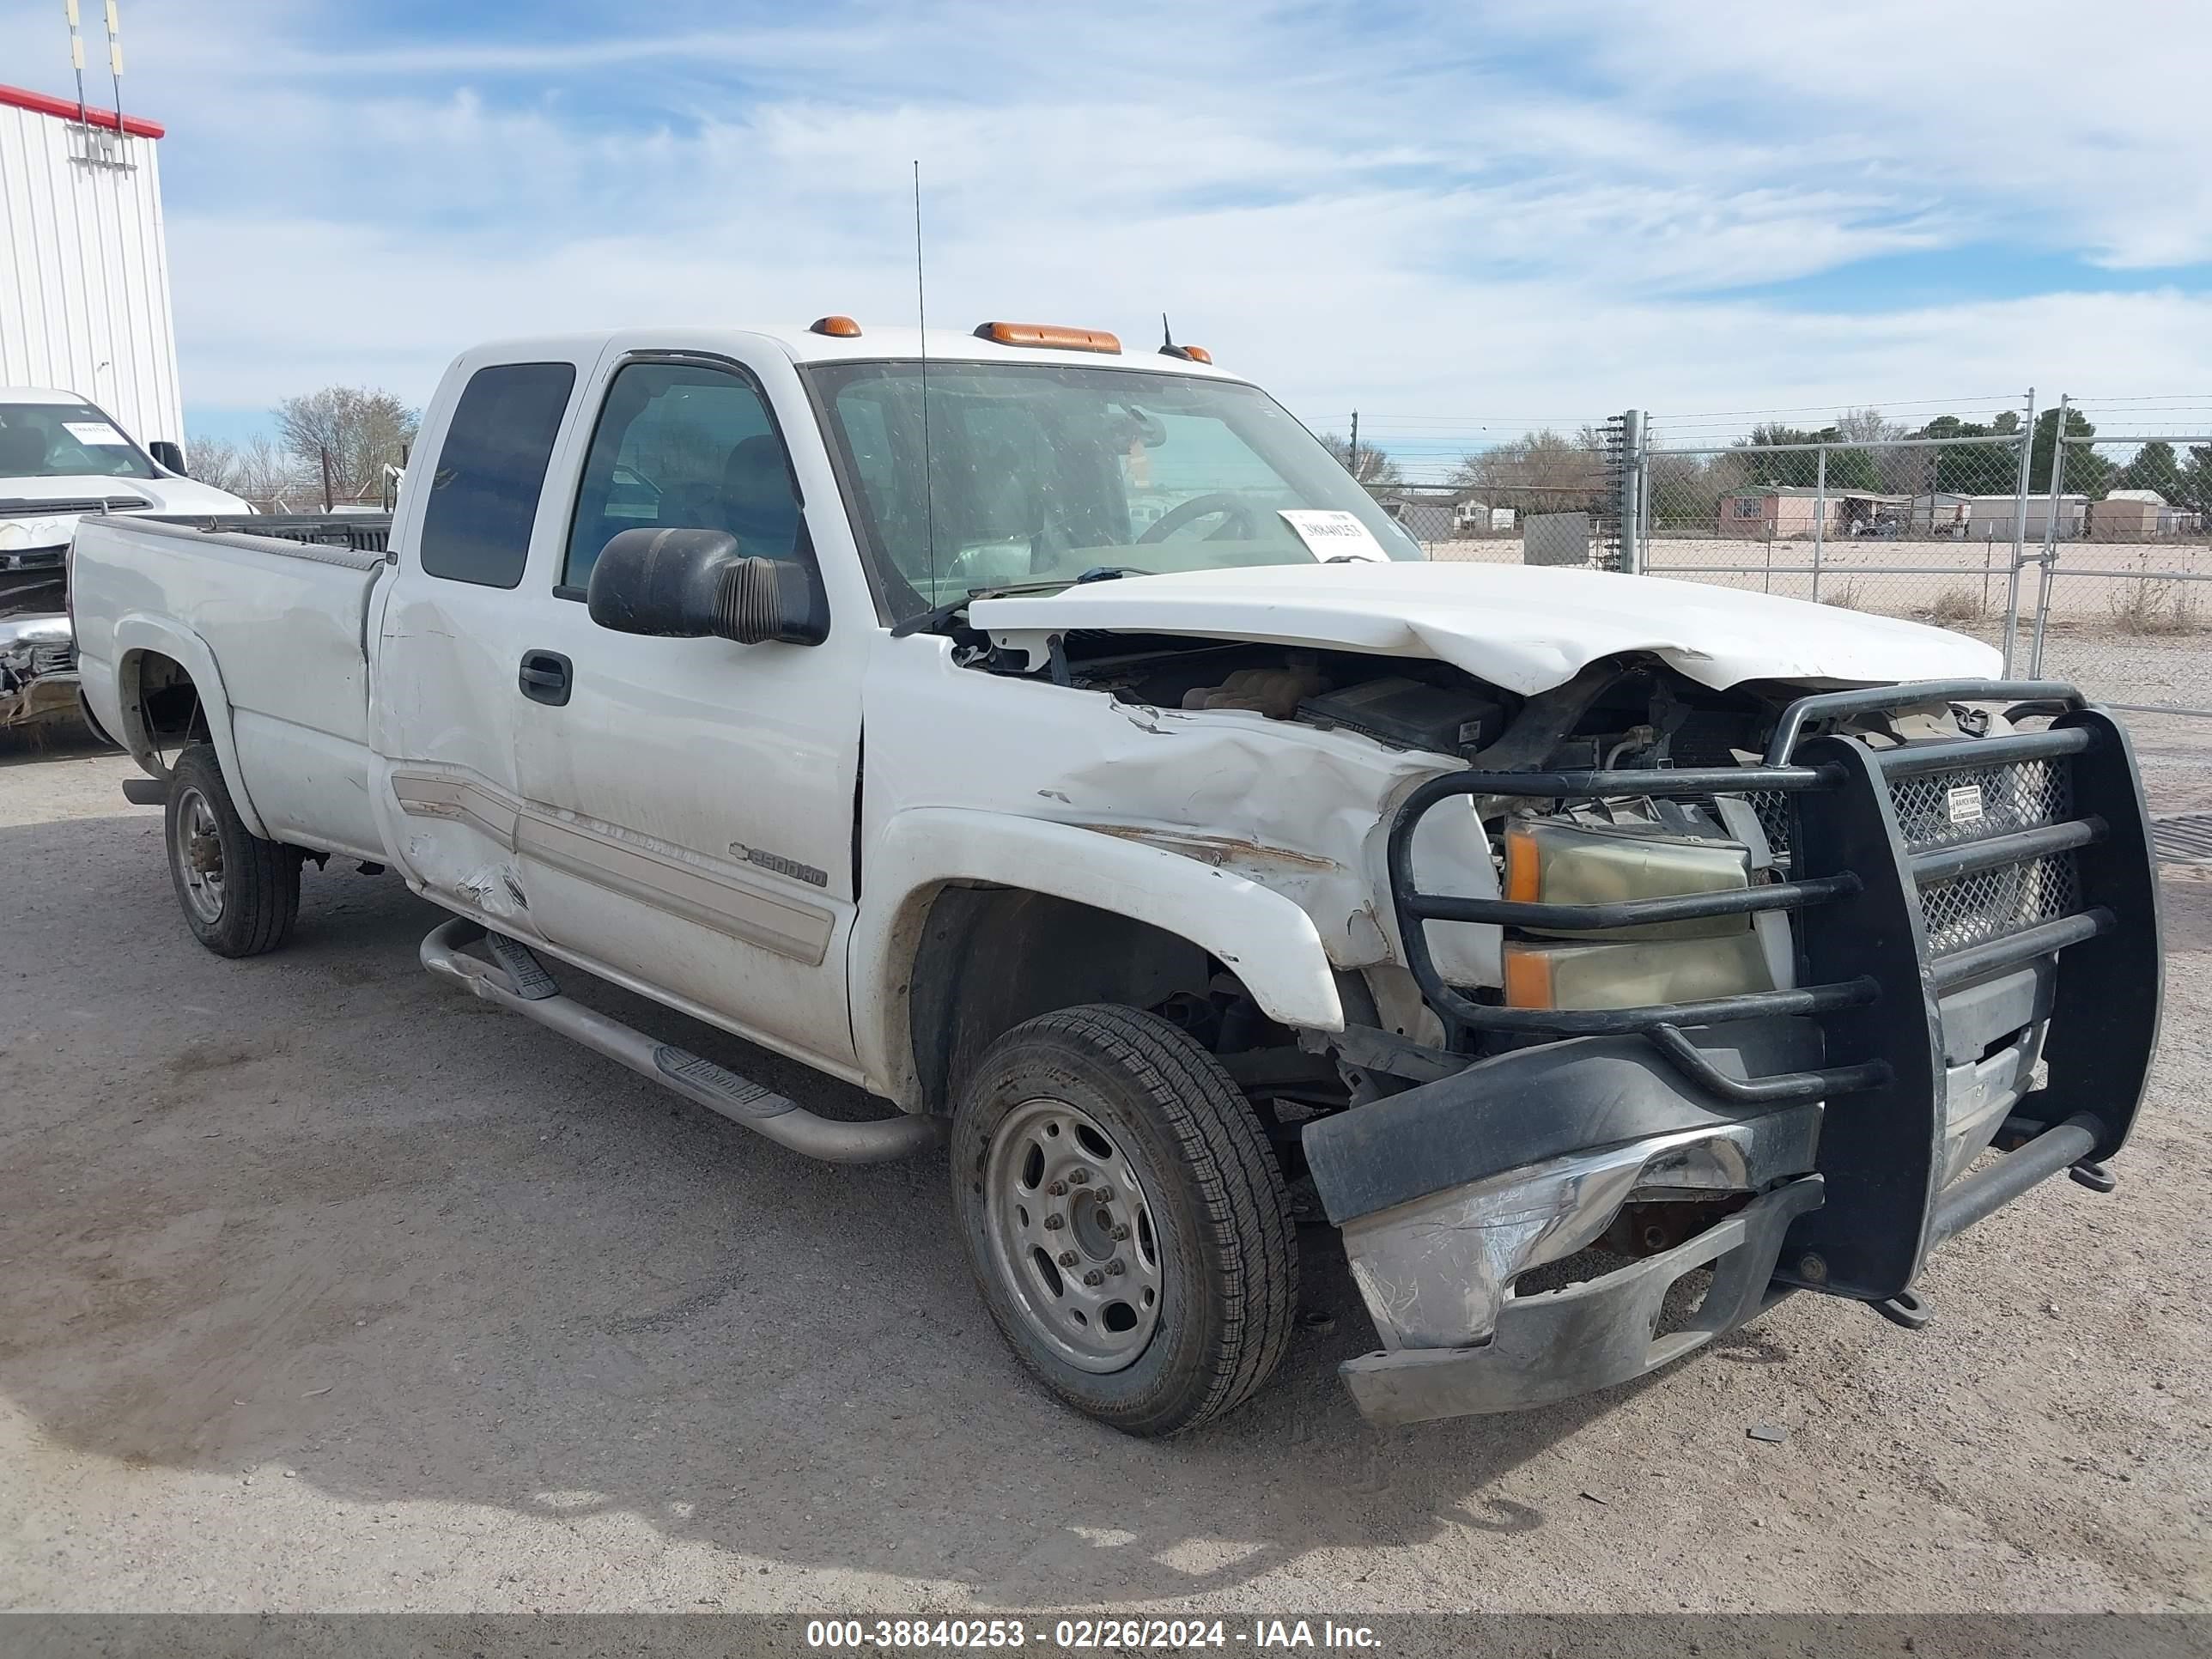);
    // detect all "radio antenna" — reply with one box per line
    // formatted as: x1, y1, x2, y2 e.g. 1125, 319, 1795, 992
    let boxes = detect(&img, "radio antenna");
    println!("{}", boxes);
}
914, 160, 937, 603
